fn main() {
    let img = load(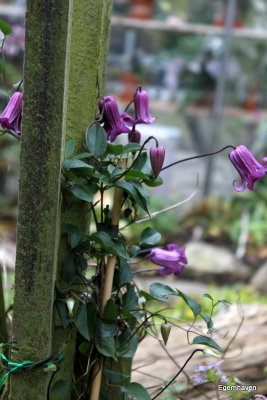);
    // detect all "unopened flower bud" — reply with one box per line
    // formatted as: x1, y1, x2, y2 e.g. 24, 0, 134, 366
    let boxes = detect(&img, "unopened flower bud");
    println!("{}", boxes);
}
149, 146, 165, 178
161, 322, 171, 345
128, 129, 141, 144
